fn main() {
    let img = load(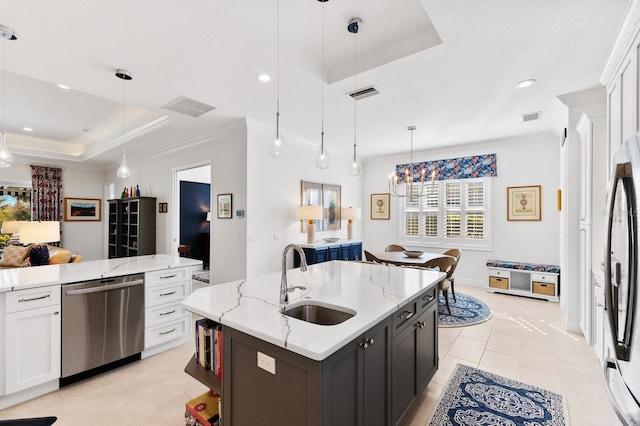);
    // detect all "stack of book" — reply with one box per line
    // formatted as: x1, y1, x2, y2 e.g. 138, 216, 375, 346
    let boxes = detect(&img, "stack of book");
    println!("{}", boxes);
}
185, 390, 221, 426
195, 319, 223, 378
